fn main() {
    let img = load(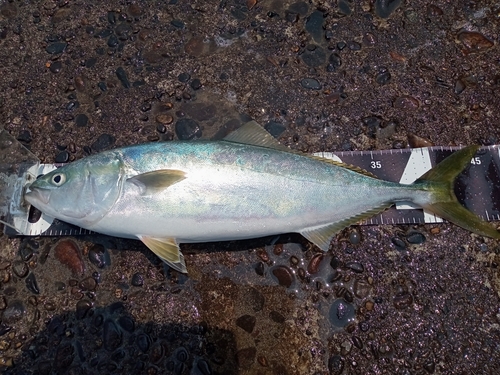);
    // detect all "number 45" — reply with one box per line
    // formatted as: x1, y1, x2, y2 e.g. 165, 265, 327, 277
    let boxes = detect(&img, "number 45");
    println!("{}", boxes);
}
471, 157, 481, 165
